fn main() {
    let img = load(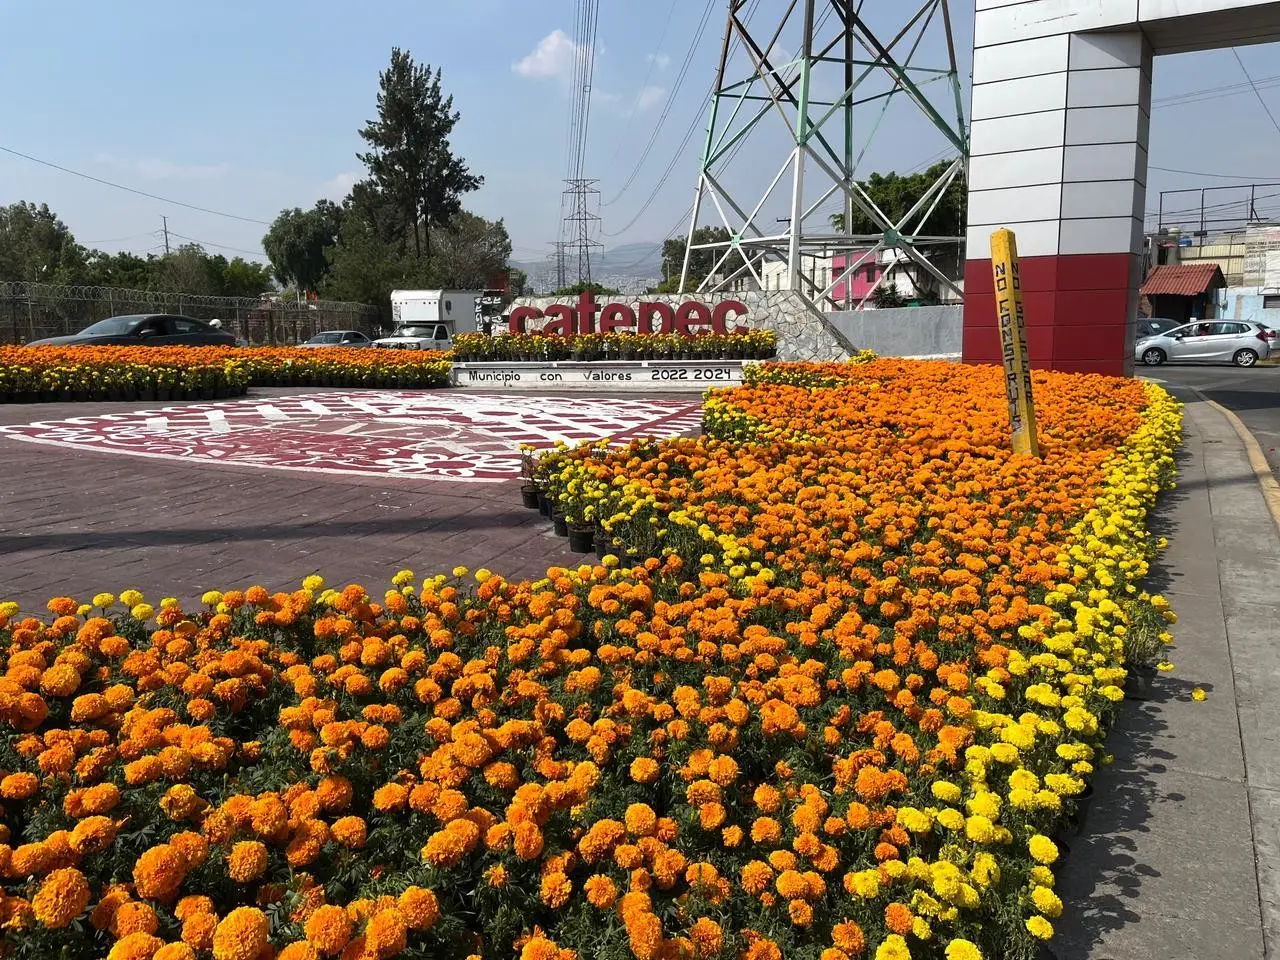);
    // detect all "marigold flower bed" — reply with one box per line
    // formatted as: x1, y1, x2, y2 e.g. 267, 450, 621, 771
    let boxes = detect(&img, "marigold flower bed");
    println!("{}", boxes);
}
0, 361, 1181, 960
0, 346, 451, 403
452, 332, 777, 363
